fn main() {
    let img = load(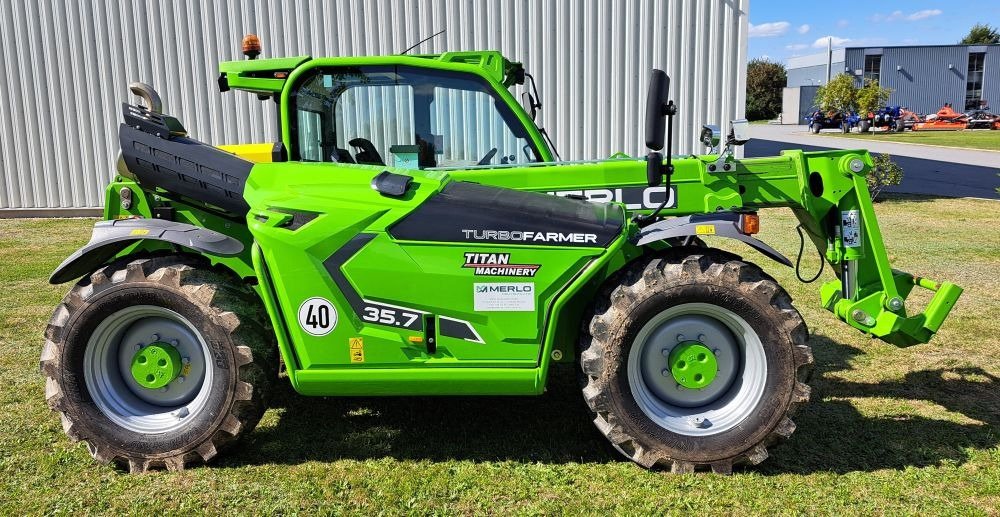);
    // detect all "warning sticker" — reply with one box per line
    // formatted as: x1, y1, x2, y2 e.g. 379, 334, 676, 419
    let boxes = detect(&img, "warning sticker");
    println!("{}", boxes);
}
473, 283, 535, 312
349, 337, 365, 363
841, 210, 861, 248
695, 224, 716, 235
